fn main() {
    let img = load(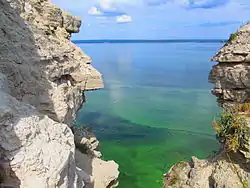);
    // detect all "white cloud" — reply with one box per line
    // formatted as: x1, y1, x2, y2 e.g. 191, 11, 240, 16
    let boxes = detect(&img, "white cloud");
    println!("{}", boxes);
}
88, 6, 103, 15
116, 14, 132, 23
